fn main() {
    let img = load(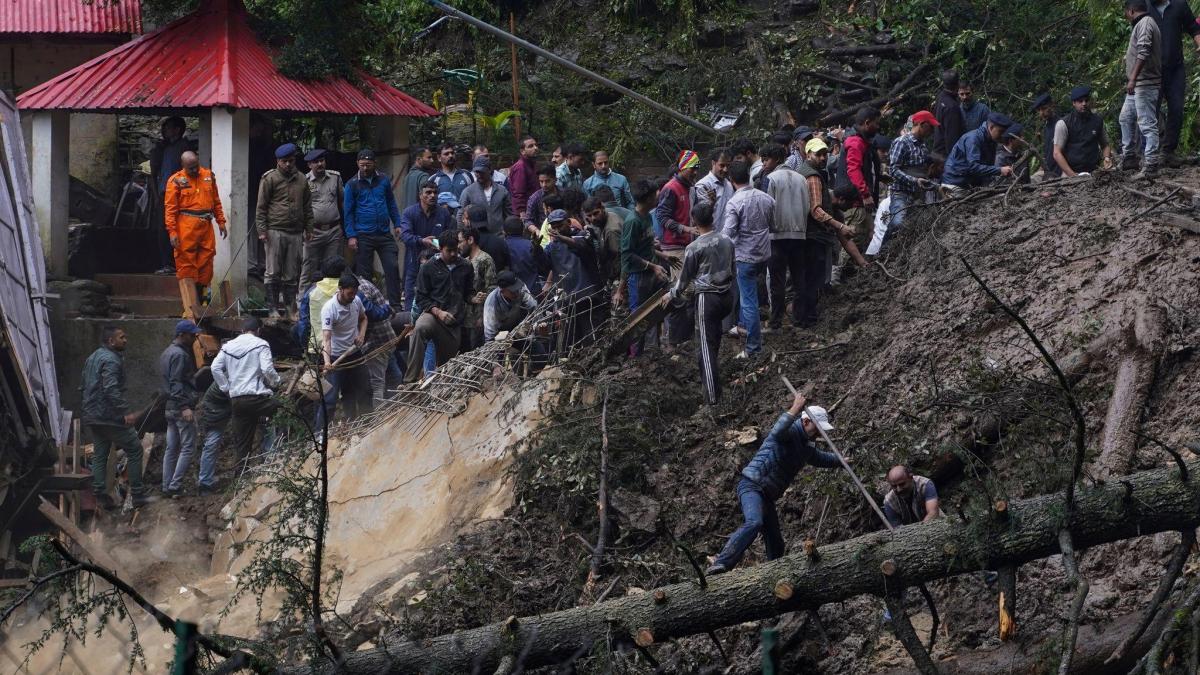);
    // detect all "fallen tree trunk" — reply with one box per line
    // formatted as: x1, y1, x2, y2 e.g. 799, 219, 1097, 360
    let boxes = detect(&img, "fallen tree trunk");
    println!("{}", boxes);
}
1095, 303, 1166, 479
301, 459, 1200, 674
